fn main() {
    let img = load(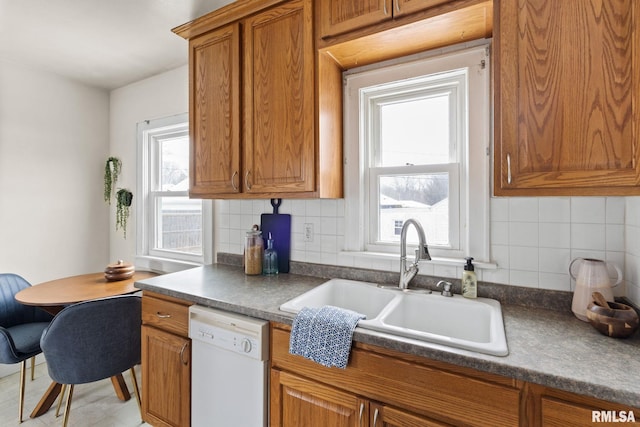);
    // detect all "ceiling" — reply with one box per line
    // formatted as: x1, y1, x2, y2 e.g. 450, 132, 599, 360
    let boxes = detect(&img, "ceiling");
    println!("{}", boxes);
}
0, 0, 233, 90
